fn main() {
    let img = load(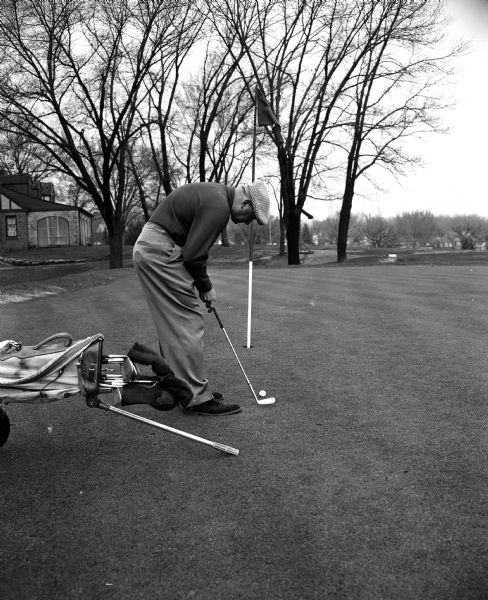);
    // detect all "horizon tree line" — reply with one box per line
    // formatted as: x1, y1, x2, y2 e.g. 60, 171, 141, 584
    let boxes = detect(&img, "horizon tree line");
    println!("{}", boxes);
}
307, 211, 488, 250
